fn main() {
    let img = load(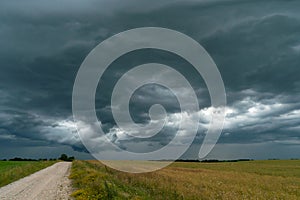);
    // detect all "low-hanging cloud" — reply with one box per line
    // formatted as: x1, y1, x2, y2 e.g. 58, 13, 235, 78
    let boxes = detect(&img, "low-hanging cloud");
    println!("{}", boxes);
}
1, 0, 300, 159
